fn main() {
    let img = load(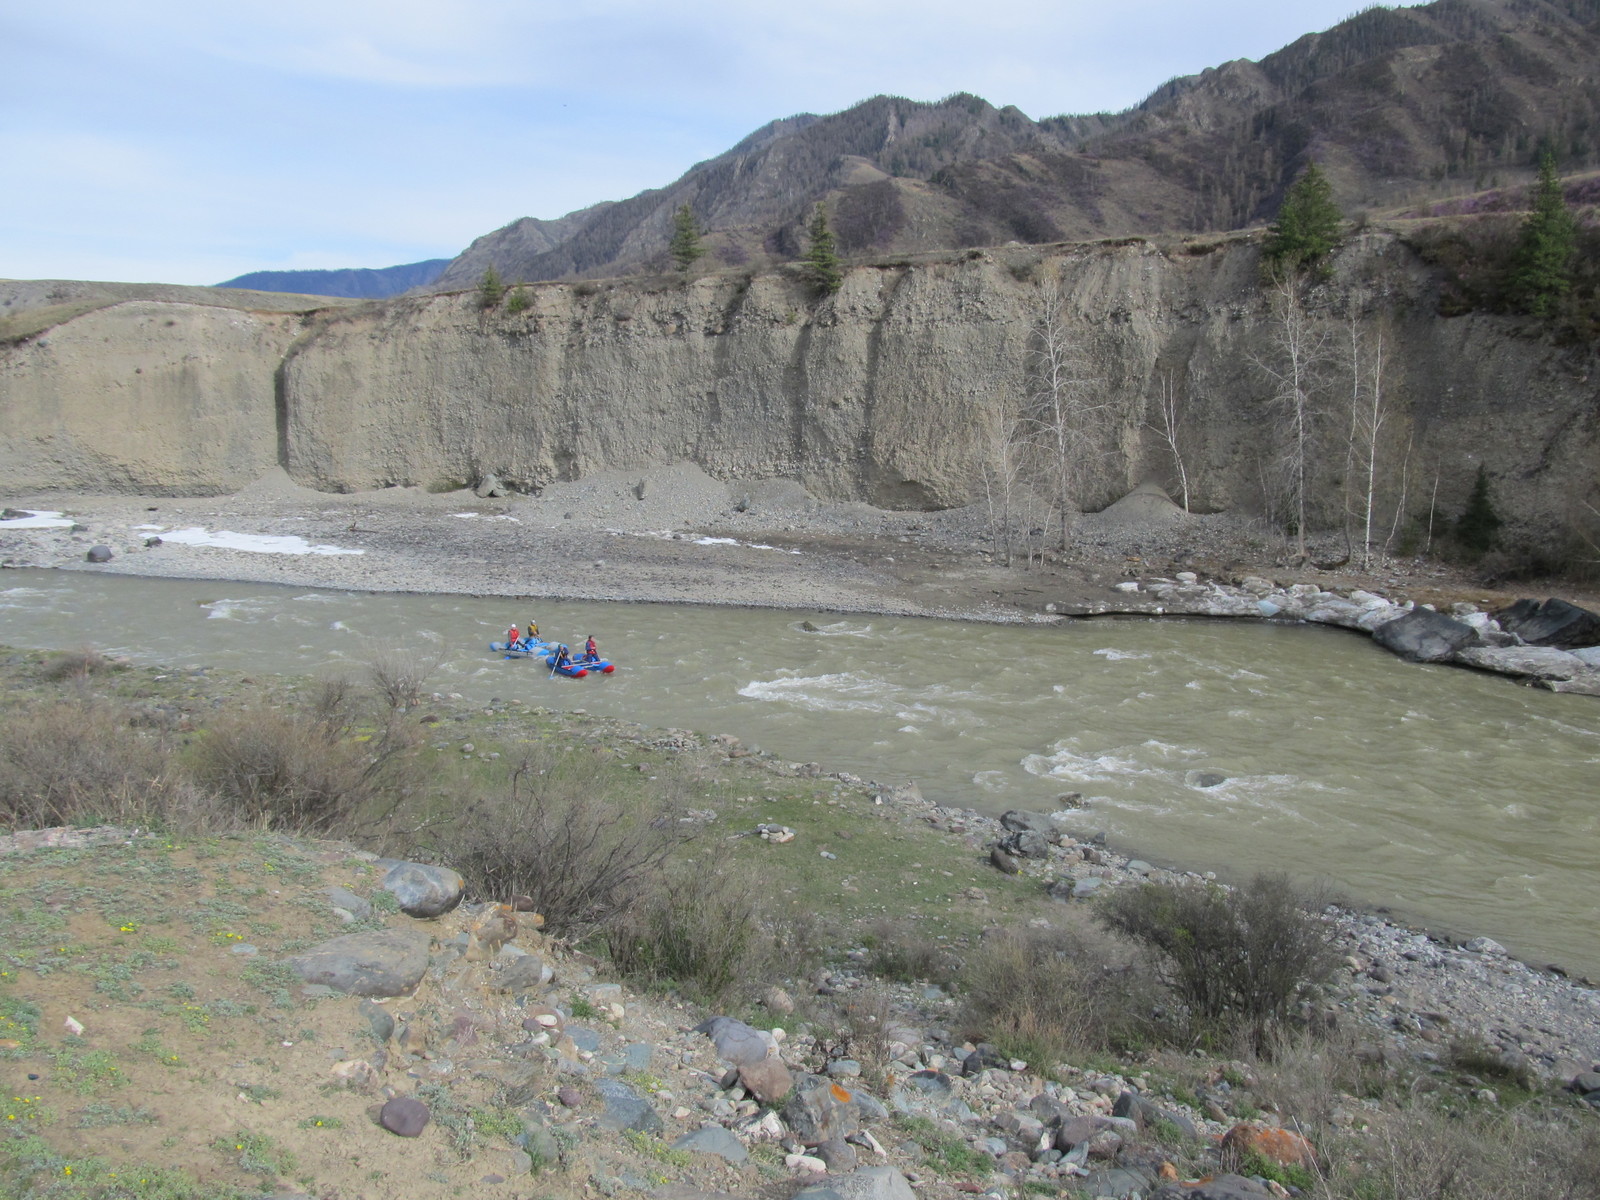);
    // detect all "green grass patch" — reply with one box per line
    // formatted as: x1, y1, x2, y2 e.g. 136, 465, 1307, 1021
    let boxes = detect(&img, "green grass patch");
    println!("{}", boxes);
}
895, 1115, 991, 1177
